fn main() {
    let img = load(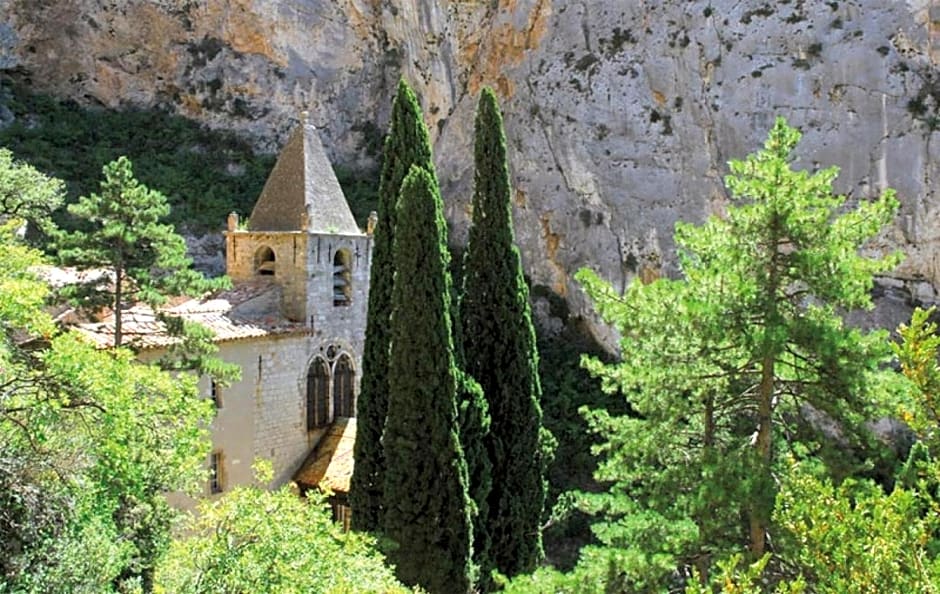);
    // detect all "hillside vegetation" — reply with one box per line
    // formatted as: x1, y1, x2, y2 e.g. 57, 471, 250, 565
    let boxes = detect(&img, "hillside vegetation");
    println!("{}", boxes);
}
0, 82, 378, 232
